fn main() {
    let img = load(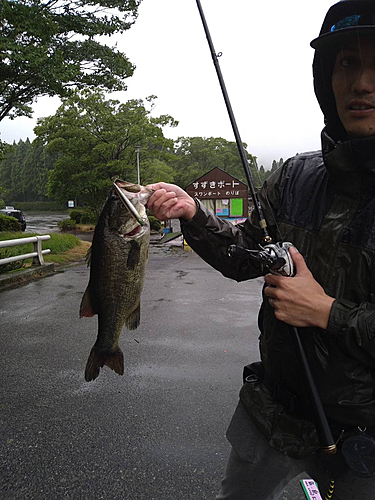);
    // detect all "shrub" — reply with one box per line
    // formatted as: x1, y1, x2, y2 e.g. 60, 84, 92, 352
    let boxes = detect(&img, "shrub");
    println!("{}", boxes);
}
148, 215, 162, 231
69, 209, 97, 225
69, 210, 83, 223
0, 234, 27, 273
0, 214, 21, 232
0, 199, 5, 209
0, 250, 24, 273
80, 211, 97, 224
58, 219, 77, 231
